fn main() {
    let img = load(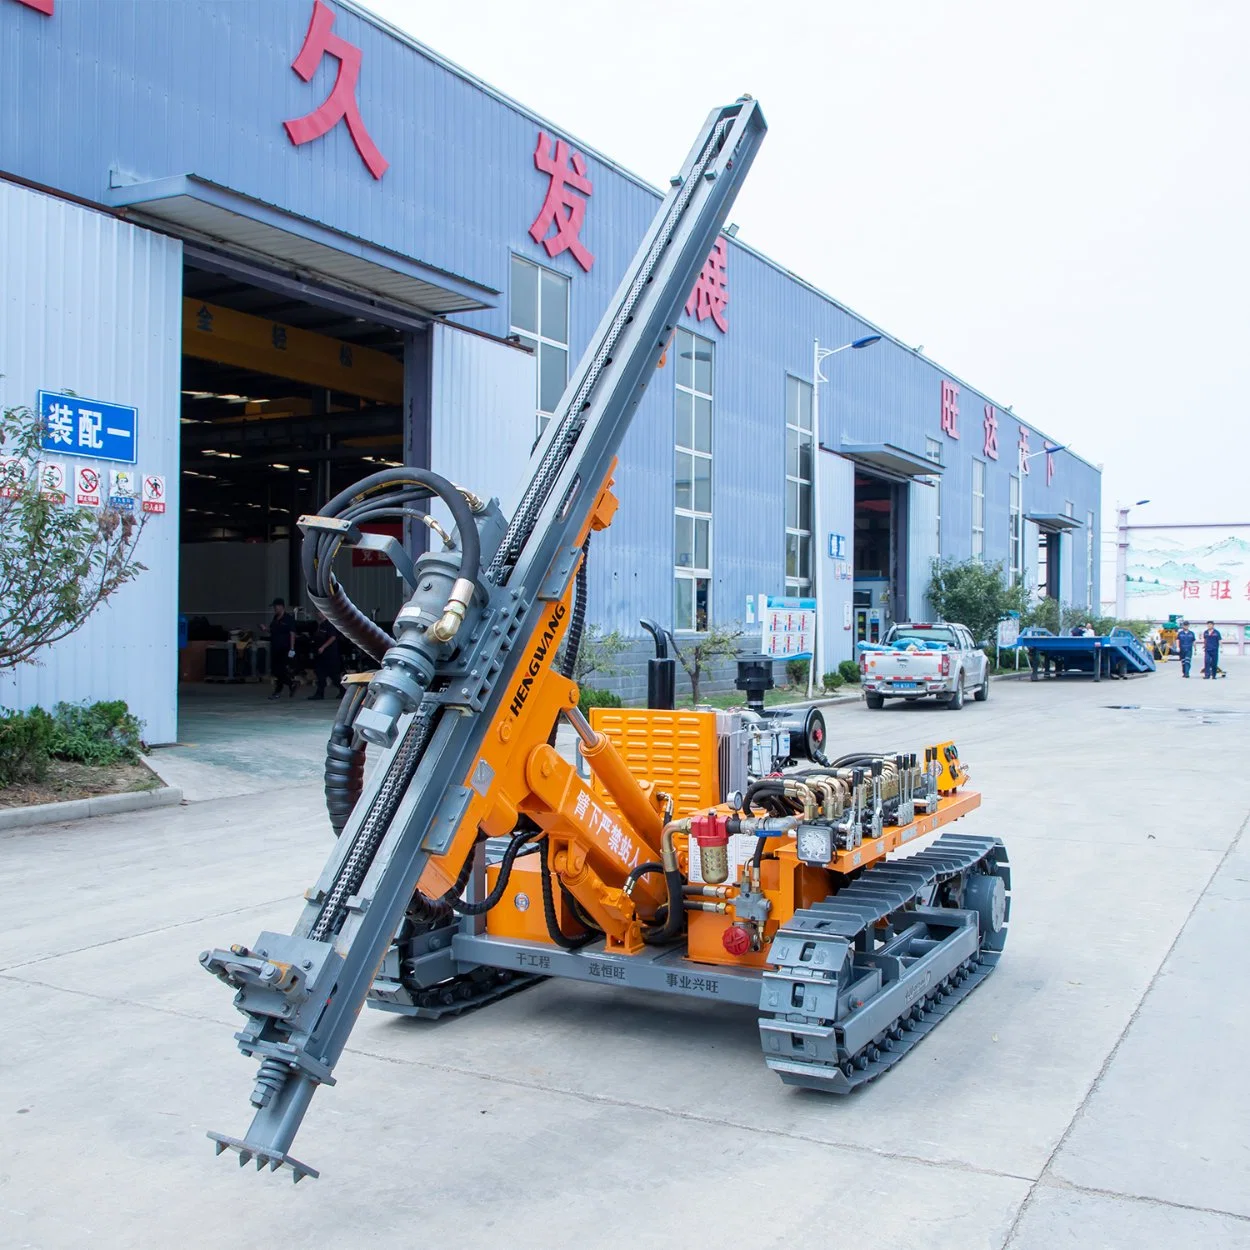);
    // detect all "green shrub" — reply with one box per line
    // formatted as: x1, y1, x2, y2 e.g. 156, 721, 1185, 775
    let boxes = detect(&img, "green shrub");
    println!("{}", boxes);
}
0, 707, 55, 787
822, 671, 844, 690
837, 659, 860, 685
785, 658, 809, 687
578, 687, 622, 716
48, 700, 143, 766
928, 558, 1029, 646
